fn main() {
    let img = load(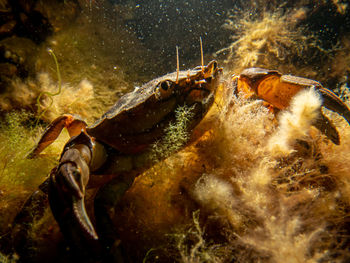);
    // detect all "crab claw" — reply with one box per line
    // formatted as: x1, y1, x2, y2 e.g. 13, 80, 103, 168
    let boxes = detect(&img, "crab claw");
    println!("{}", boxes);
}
311, 87, 350, 145
318, 87, 350, 125
314, 112, 340, 145
49, 133, 98, 242
237, 68, 350, 144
